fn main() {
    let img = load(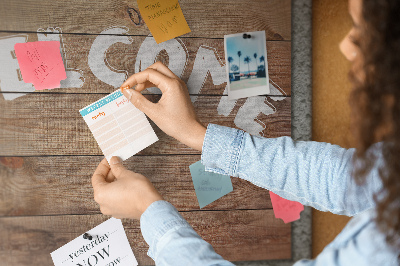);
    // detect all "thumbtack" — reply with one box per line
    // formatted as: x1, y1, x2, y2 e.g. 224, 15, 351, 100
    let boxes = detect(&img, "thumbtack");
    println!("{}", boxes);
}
83, 233, 96, 240
242, 33, 252, 39
120, 85, 130, 92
